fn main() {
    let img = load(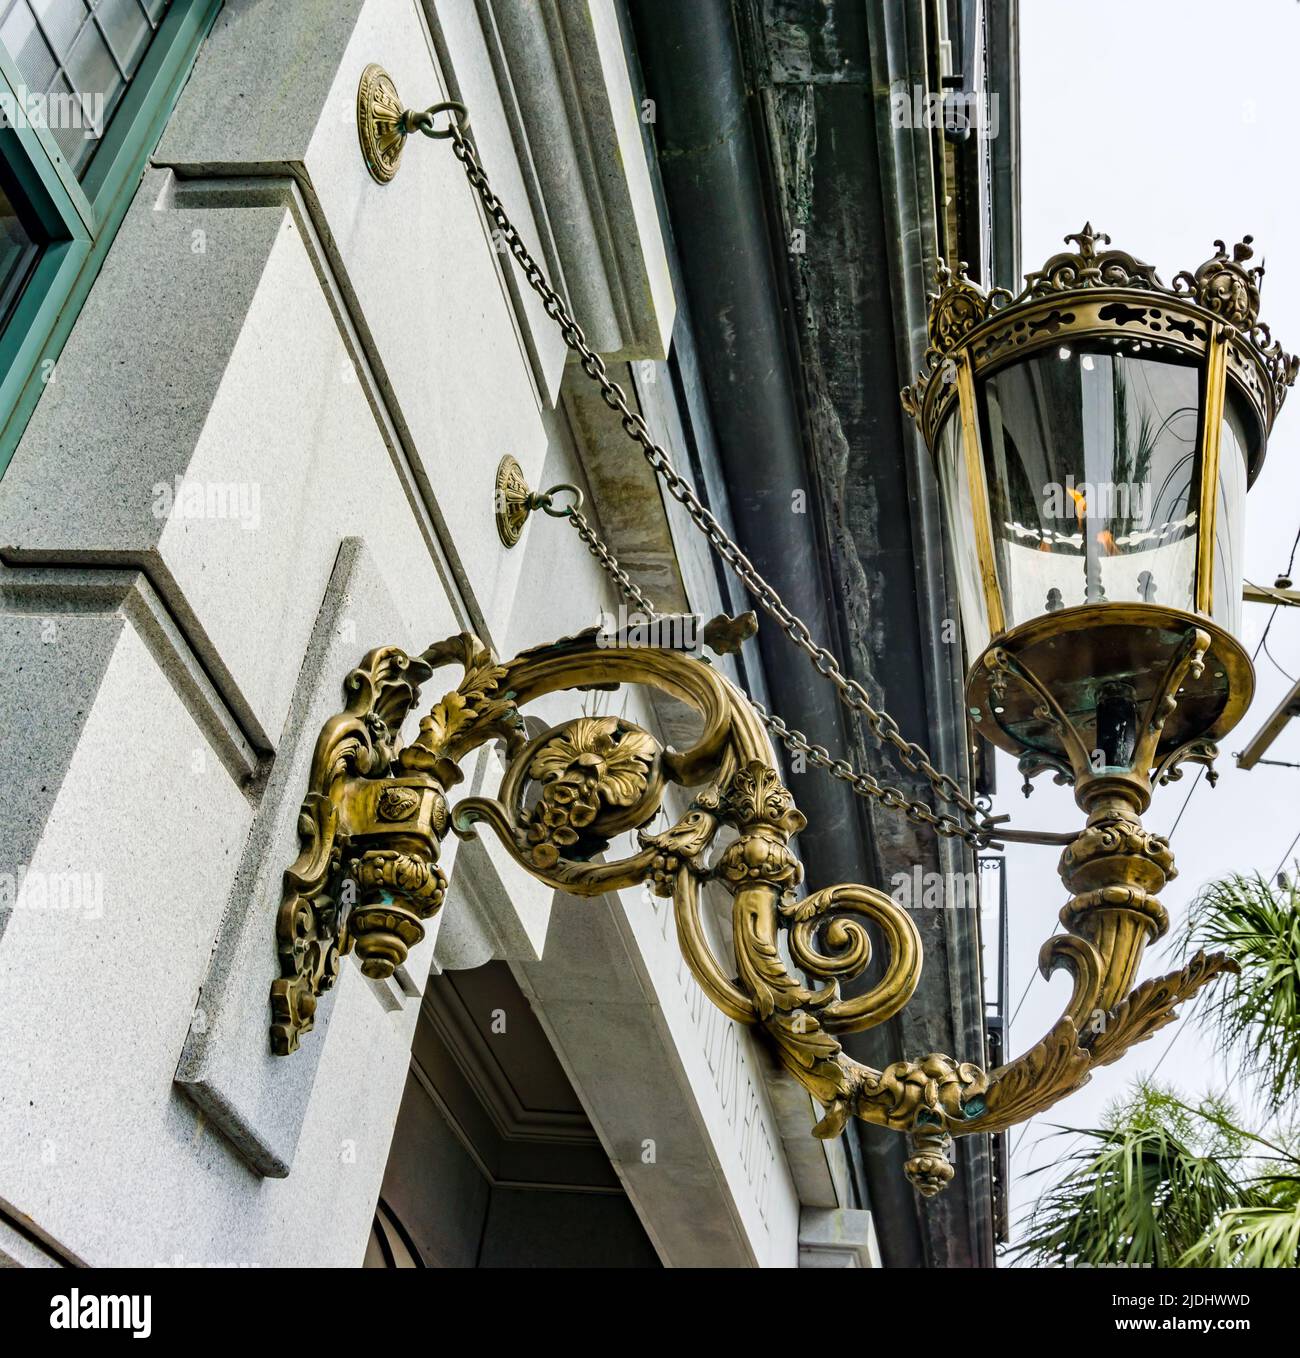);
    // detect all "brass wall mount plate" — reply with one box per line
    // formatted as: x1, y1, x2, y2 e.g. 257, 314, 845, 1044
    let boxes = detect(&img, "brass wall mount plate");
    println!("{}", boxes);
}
357, 63, 407, 185
495, 455, 532, 547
